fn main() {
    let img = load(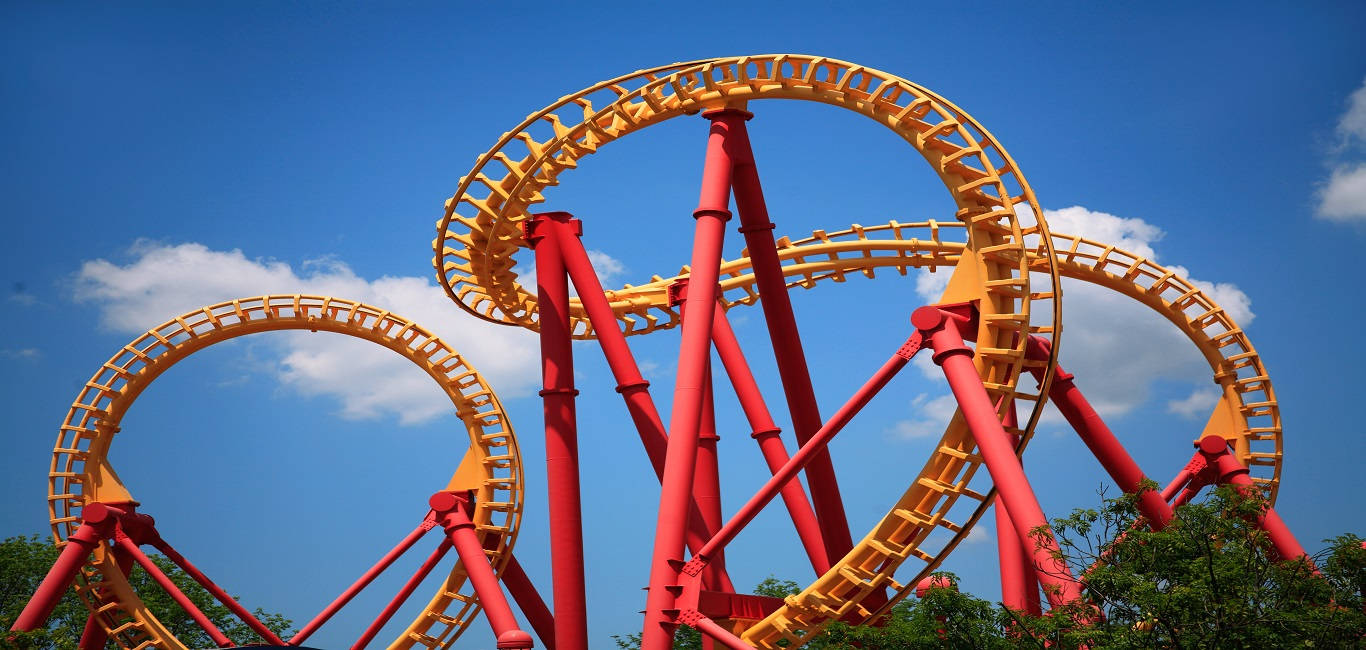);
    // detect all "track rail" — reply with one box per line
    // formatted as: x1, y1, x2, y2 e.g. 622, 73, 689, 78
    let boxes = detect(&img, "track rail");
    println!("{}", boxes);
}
47, 295, 523, 650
